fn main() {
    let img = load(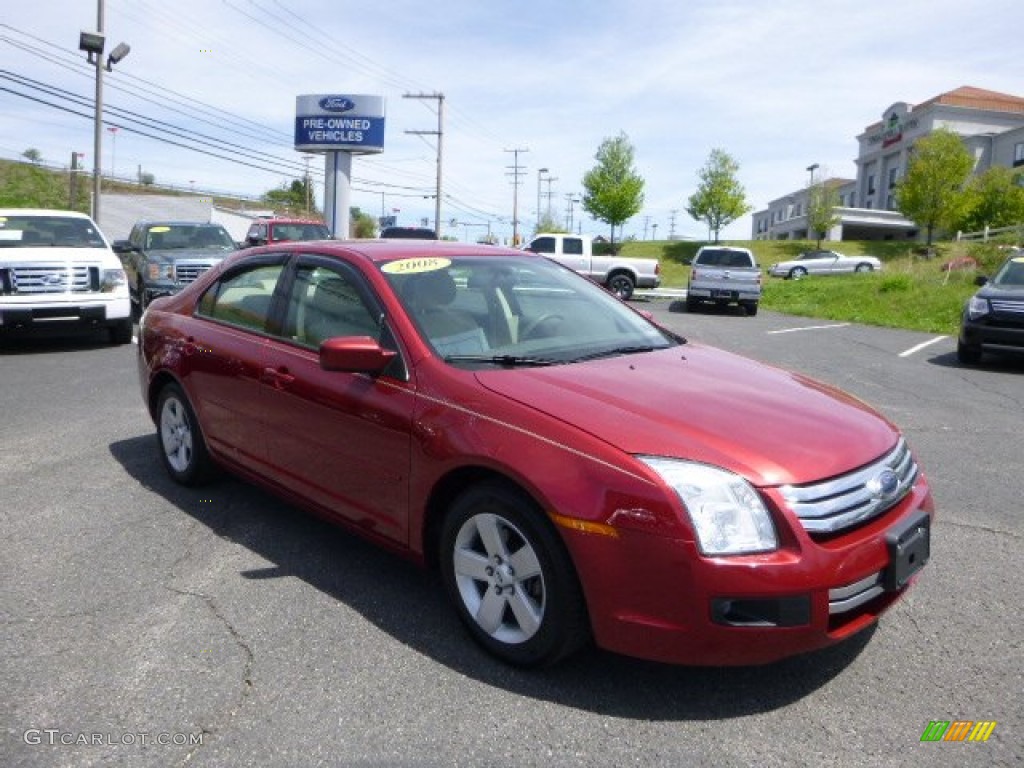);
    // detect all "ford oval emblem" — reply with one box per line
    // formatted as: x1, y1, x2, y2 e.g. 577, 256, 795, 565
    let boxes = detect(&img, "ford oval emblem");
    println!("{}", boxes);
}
319, 96, 356, 113
867, 468, 900, 500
